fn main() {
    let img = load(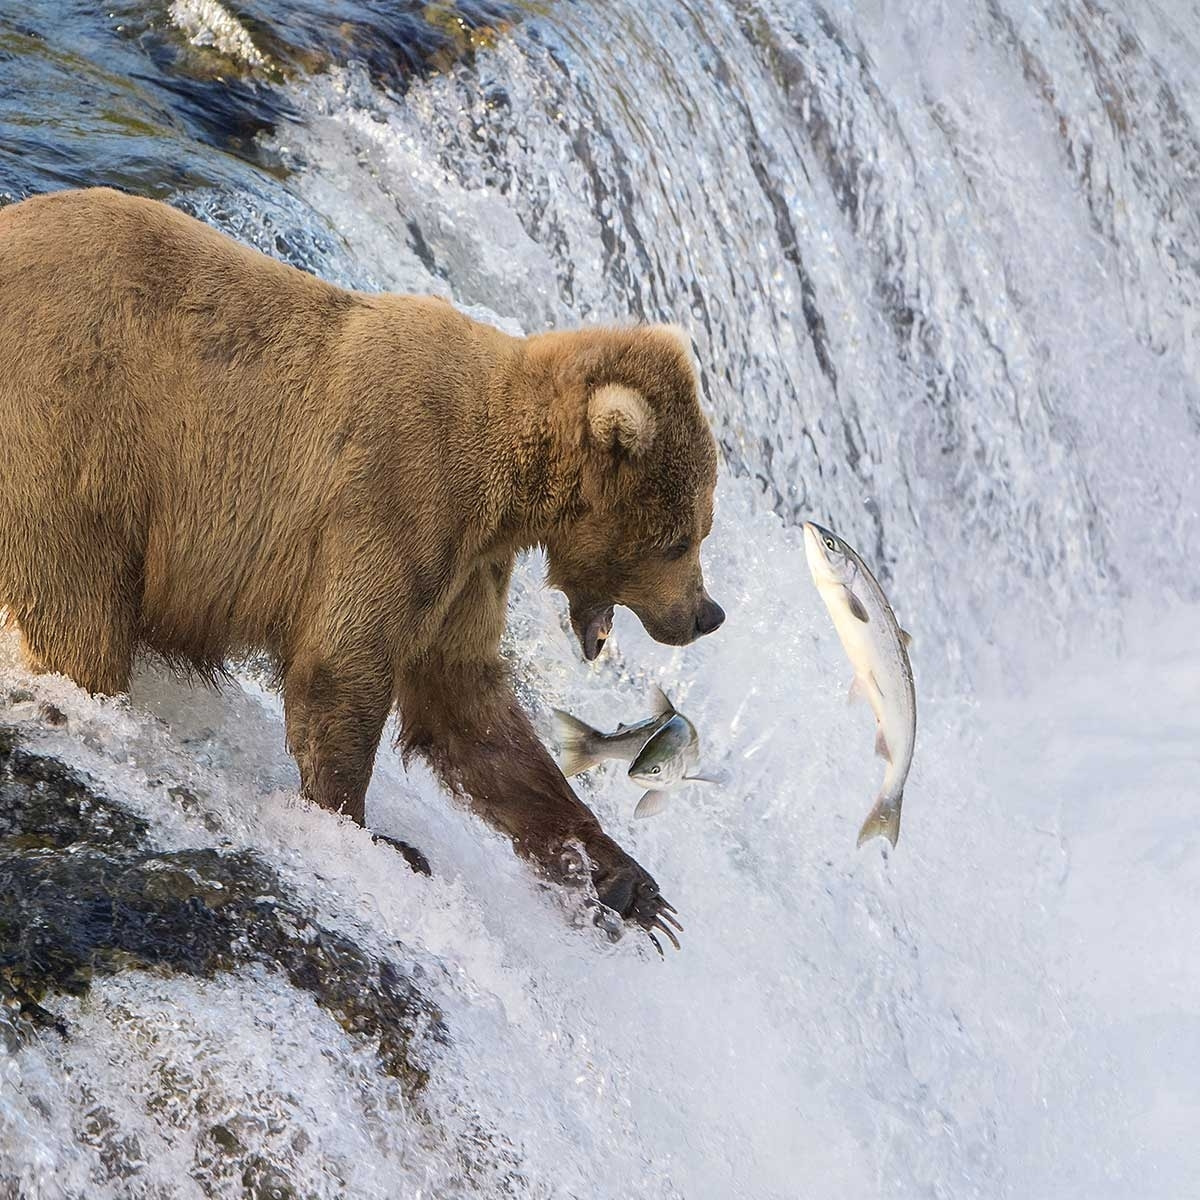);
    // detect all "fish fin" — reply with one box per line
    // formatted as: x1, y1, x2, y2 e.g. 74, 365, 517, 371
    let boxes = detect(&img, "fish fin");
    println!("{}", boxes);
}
552, 709, 603, 776
857, 792, 903, 848
843, 586, 870, 622
634, 790, 670, 818
649, 684, 675, 718
874, 726, 892, 762
900, 628, 913, 649
848, 676, 866, 705
684, 773, 722, 786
